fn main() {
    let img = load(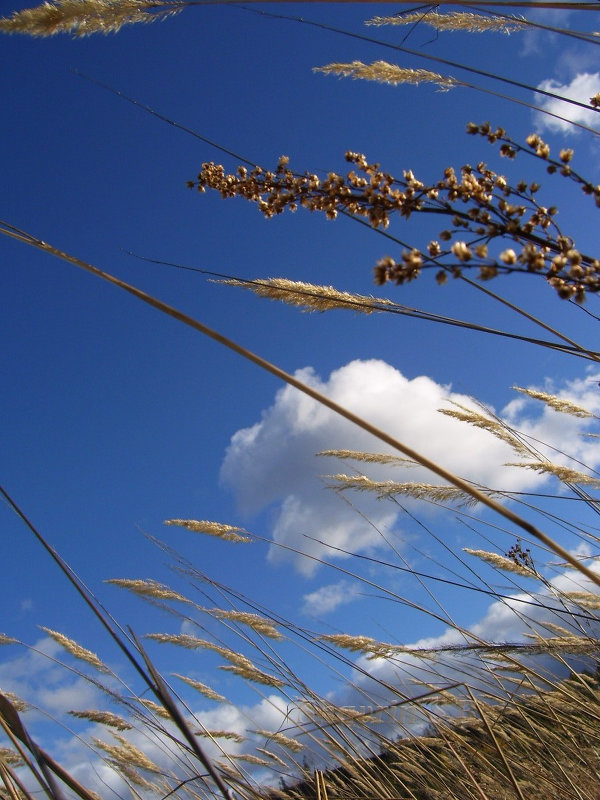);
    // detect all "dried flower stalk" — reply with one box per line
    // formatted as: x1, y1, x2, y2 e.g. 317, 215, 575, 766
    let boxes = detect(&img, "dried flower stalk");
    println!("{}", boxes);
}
0, 635, 17, 646
40, 627, 109, 673
0, 0, 179, 37
314, 60, 459, 91
366, 11, 525, 34
164, 519, 252, 543
191, 136, 600, 301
